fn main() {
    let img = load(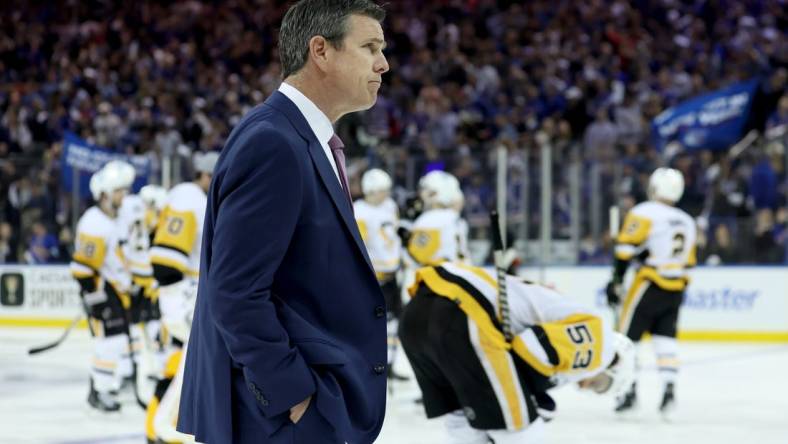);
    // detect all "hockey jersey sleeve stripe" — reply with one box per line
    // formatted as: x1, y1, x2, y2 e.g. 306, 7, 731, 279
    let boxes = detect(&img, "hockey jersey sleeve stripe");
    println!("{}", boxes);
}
529, 325, 560, 365
637, 266, 688, 291
150, 246, 190, 273
73, 233, 108, 272
433, 266, 501, 327
409, 267, 509, 351
153, 207, 198, 256
151, 242, 190, 258
617, 213, 652, 246
511, 333, 557, 377
451, 262, 498, 289
614, 244, 638, 260
70, 261, 95, 278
